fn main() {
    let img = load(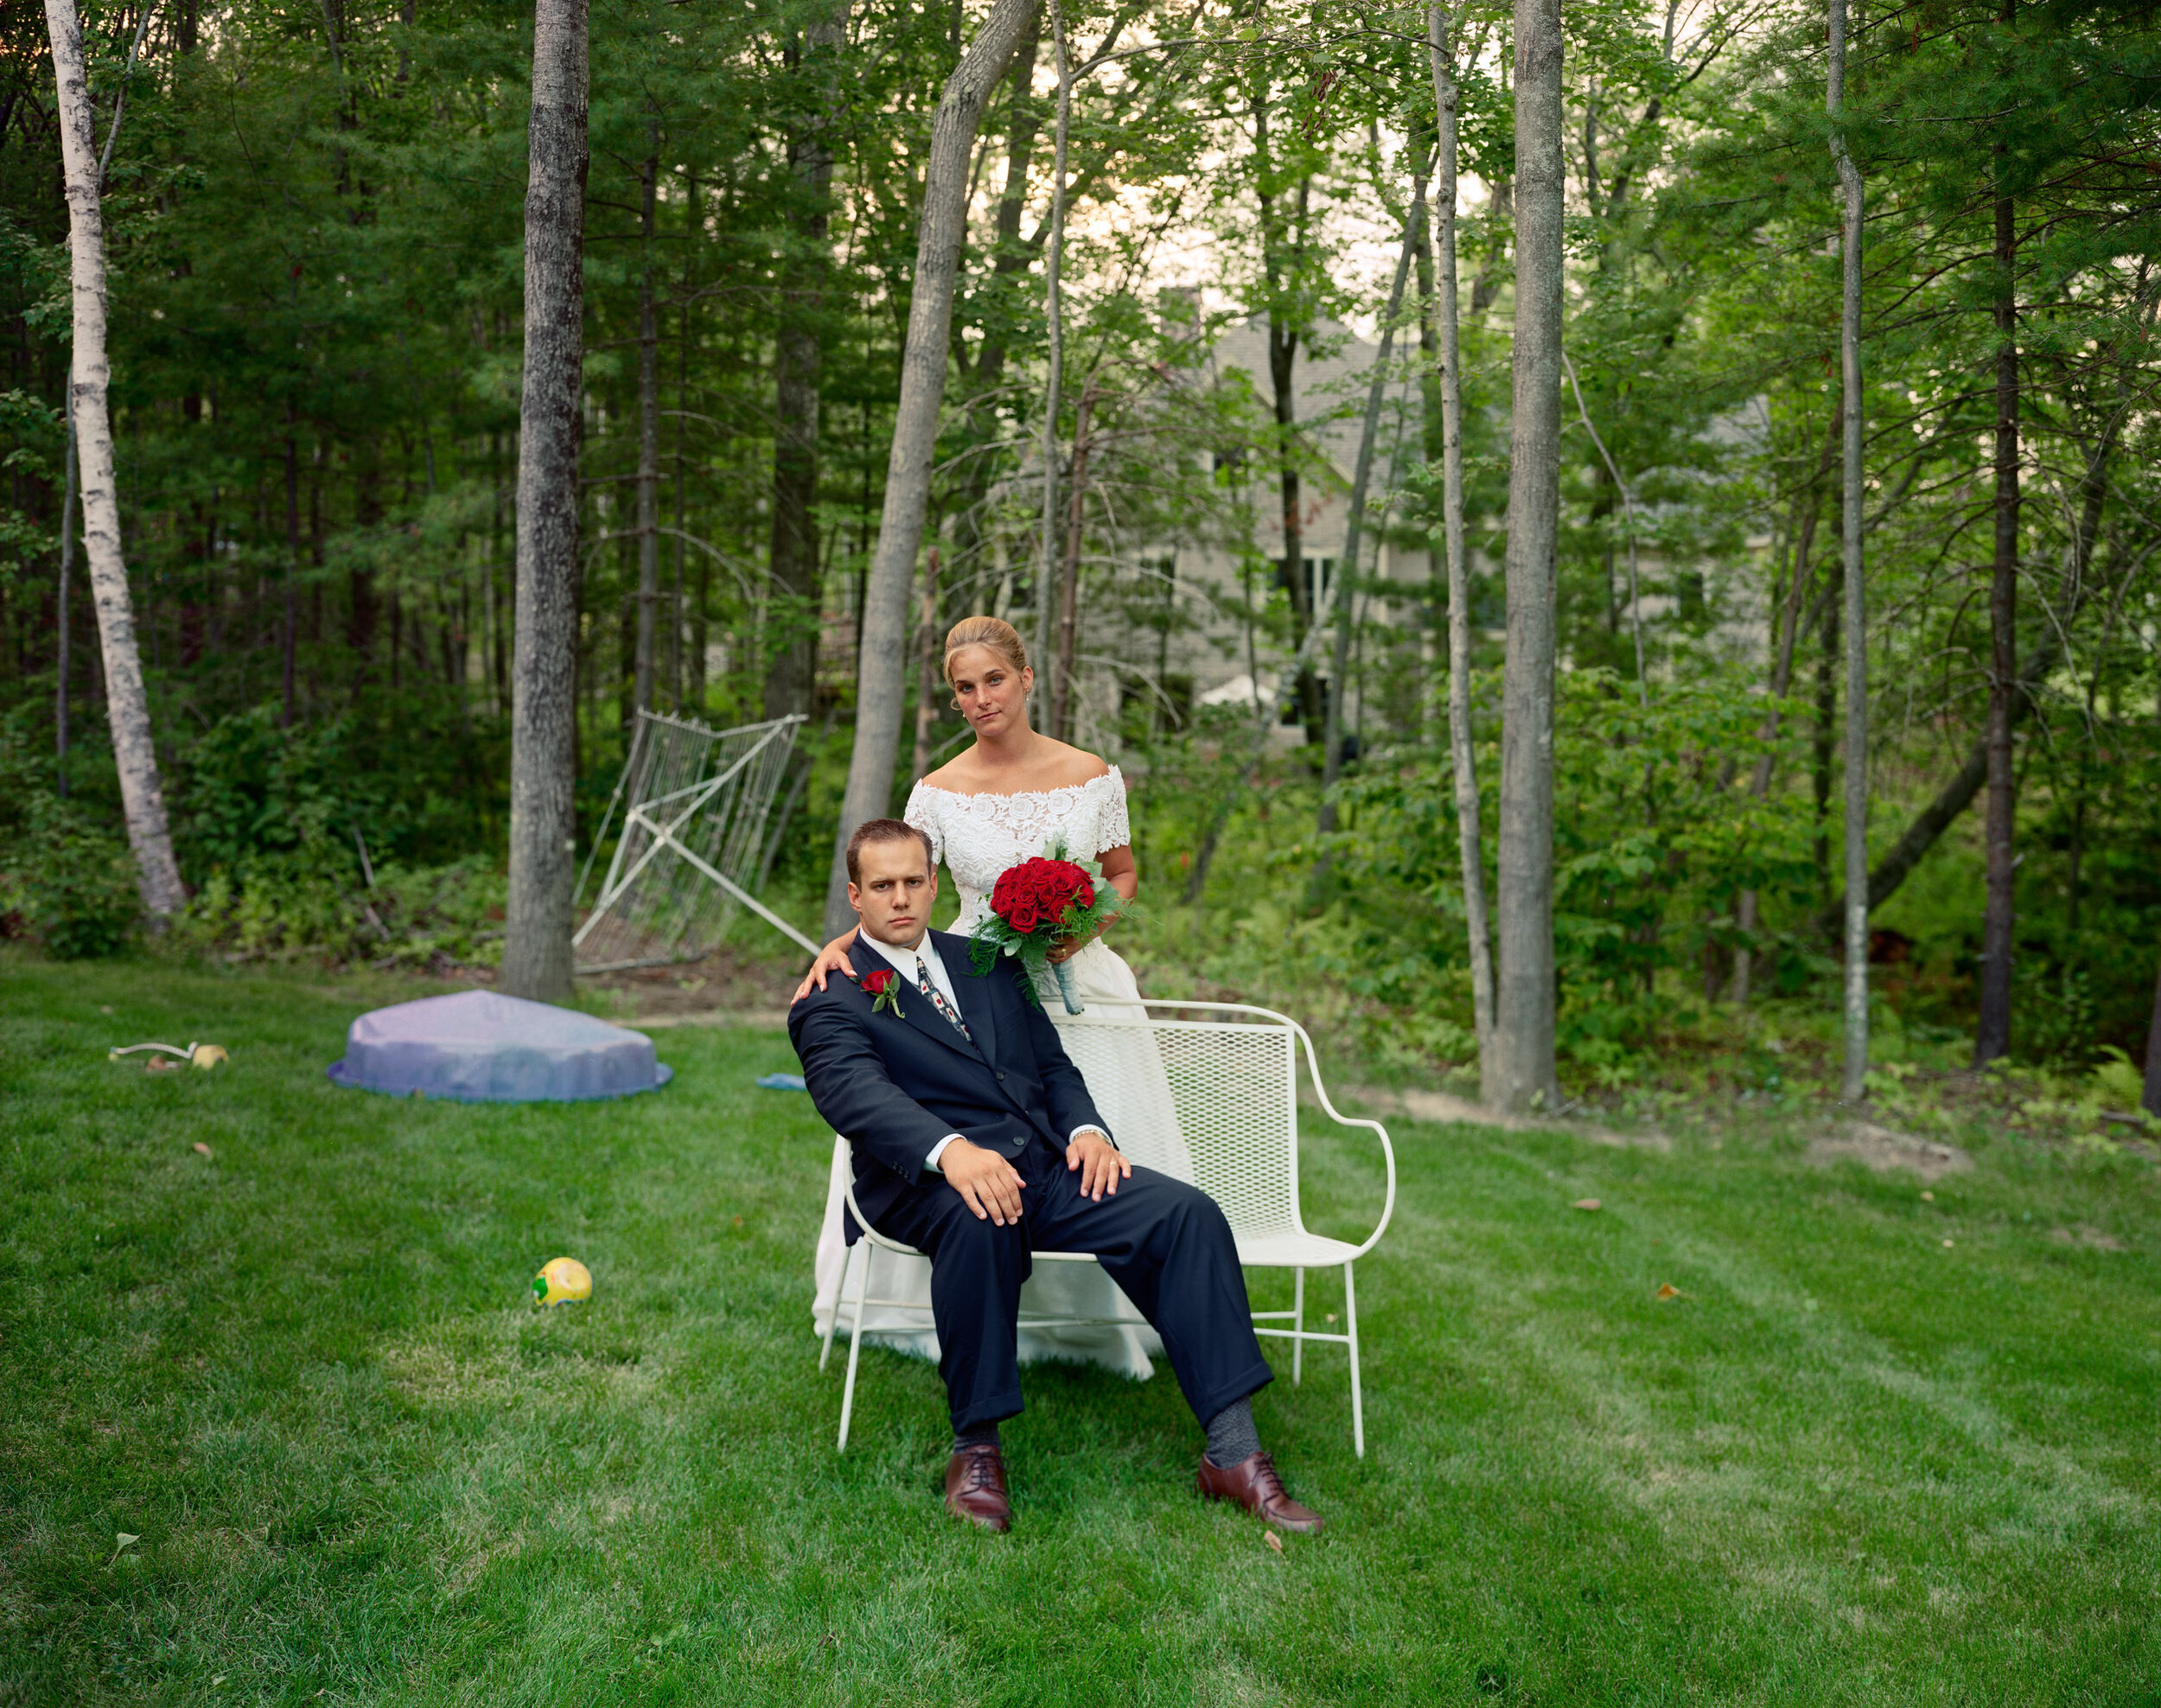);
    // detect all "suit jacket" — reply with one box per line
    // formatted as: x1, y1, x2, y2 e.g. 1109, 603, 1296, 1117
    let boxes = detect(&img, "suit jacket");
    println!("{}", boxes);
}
787, 929, 1112, 1240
